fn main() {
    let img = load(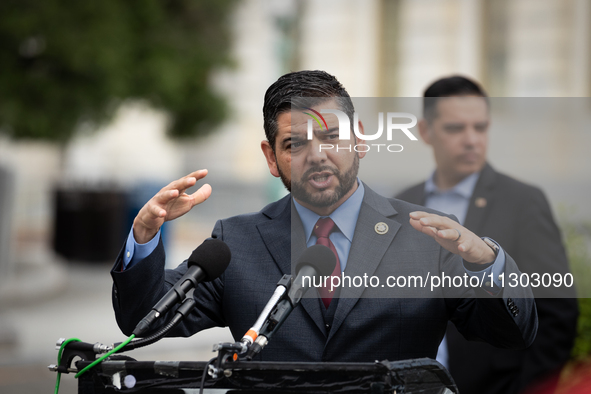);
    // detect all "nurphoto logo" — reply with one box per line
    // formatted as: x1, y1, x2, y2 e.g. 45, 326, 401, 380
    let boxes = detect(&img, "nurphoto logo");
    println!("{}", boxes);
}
304, 108, 418, 153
